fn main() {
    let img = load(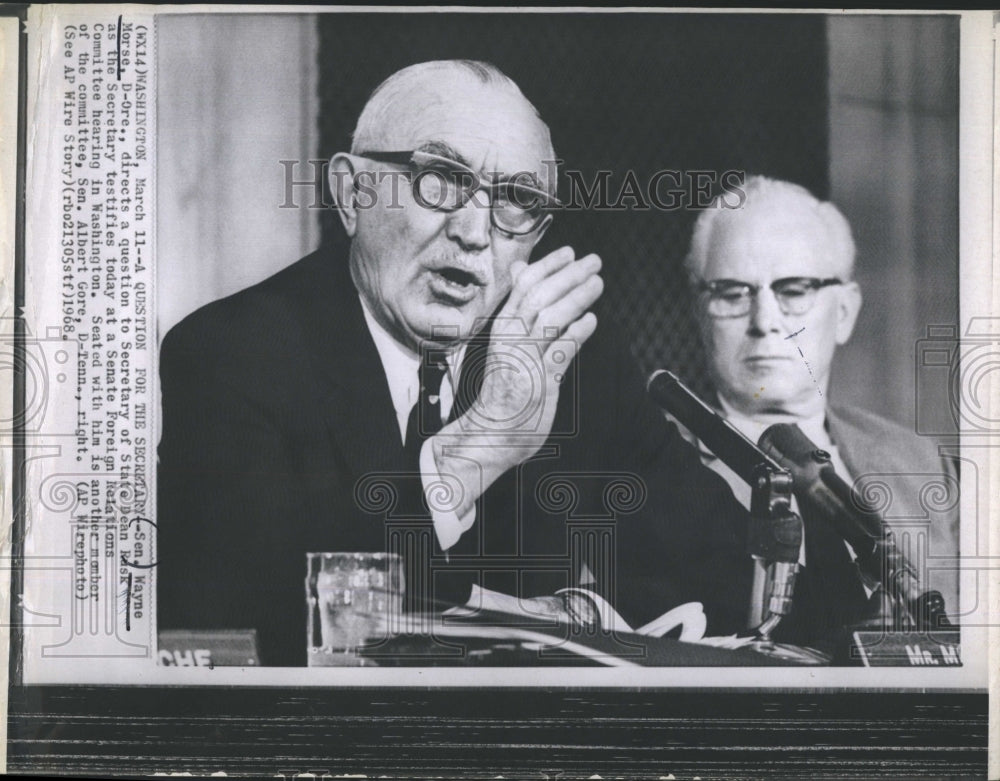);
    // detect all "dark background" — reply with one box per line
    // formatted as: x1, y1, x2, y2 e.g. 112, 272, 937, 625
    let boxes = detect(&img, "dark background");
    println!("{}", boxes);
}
317, 13, 831, 400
